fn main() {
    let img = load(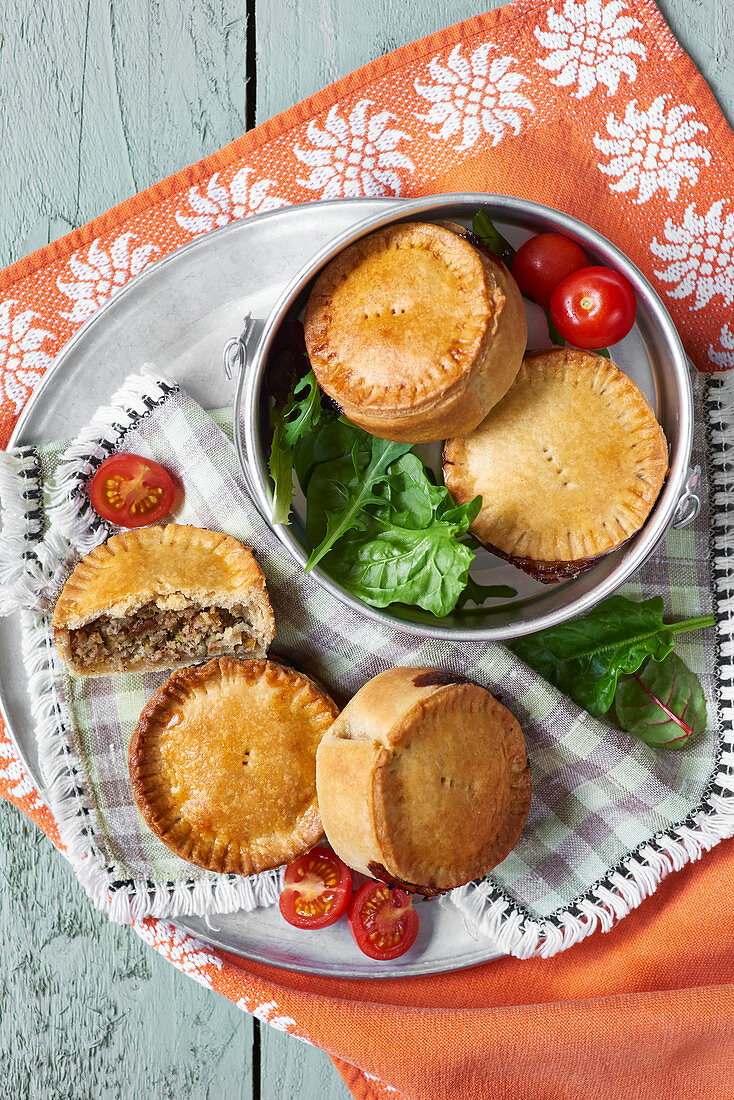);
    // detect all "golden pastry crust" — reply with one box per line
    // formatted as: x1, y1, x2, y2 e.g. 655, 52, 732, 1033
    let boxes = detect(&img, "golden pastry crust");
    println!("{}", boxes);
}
315, 667, 531, 894
52, 524, 275, 675
303, 221, 526, 443
443, 348, 669, 570
129, 657, 339, 875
